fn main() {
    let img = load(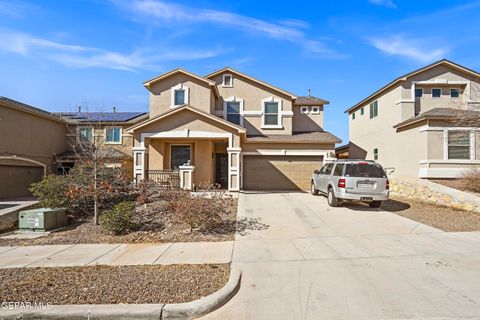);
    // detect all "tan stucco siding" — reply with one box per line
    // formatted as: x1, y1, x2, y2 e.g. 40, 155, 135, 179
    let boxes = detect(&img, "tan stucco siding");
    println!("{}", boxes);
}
209, 72, 294, 136
242, 142, 334, 153
427, 131, 444, 160
148, 73, 213, 117
0, 105, 67, 171
292, 105, 324, 132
